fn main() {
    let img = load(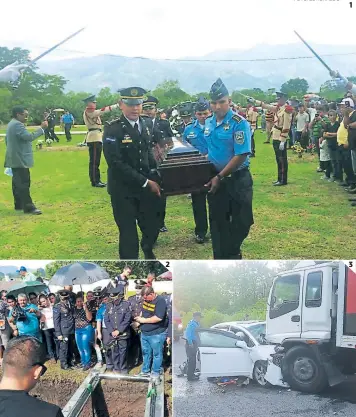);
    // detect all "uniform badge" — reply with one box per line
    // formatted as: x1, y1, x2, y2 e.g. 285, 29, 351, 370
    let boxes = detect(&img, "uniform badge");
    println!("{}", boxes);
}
122, 134, 132, 143
234, 131, 245, 145
204, 128, 210, 136
131, 88, 138, 96
188, 132, 196, 139
223, 123, 230, 131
